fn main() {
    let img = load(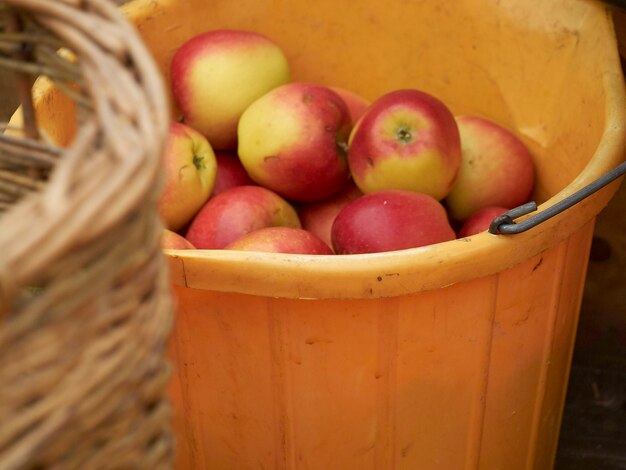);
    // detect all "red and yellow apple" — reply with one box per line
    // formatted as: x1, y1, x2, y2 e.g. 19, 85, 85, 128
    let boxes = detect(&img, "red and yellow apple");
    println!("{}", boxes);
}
213, 150, 255, 195
348, 89, 461, 200
185, 185, 301, 249
237, 82, 352, 202
157, 122, 217, 231
225, 227, 333, 254
445, 116, 535, 221
161, 229, 196, 250
458, 206, 509, 238
170, 29, 290, 149
298, 180, 362, 251
329, 86, 370, 127
331, 190, 456, 254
